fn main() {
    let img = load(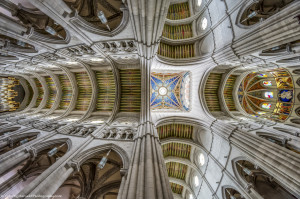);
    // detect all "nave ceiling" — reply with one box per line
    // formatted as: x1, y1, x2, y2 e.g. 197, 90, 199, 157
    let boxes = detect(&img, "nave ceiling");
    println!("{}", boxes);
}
0, 0, 300, 199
